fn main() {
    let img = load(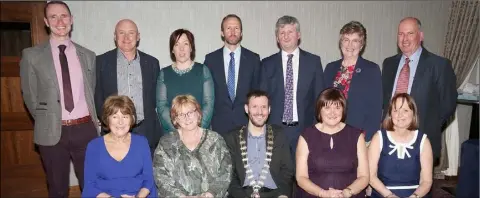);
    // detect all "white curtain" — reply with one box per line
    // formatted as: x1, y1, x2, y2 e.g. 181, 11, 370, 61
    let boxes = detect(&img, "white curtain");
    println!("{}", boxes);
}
442, 58, 479, 176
